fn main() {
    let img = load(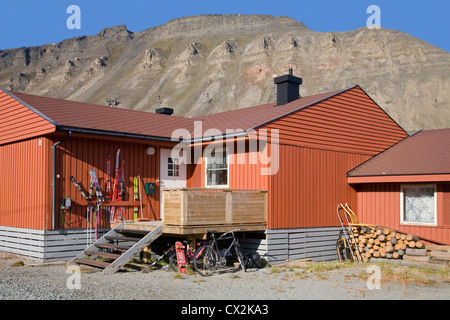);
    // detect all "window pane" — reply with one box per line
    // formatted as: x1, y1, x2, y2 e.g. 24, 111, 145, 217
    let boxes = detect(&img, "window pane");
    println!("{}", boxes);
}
167, 157, 181, 177
208, 151, 226, 165
206, 150, 228, 186
207, 169, 227, 186
403, 187, 435, 223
